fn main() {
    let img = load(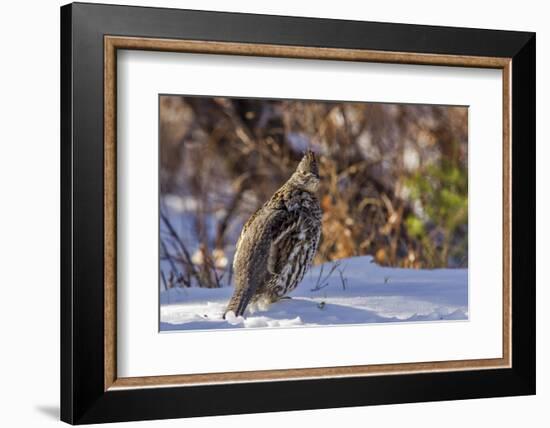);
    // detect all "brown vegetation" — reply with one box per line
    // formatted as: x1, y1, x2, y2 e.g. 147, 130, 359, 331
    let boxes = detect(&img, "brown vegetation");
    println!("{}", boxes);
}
159, 95, 468, 288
